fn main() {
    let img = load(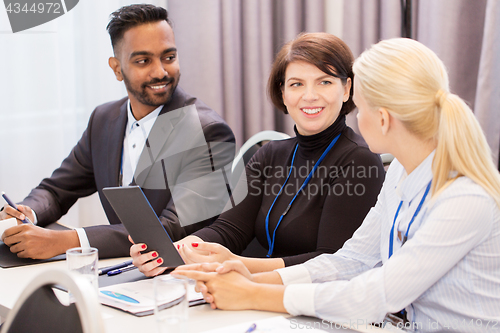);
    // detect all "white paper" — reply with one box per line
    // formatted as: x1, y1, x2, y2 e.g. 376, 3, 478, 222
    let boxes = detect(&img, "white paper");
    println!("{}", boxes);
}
0, 218, 17, 240
98, 276, 203, 315
202, 316, 329, 333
